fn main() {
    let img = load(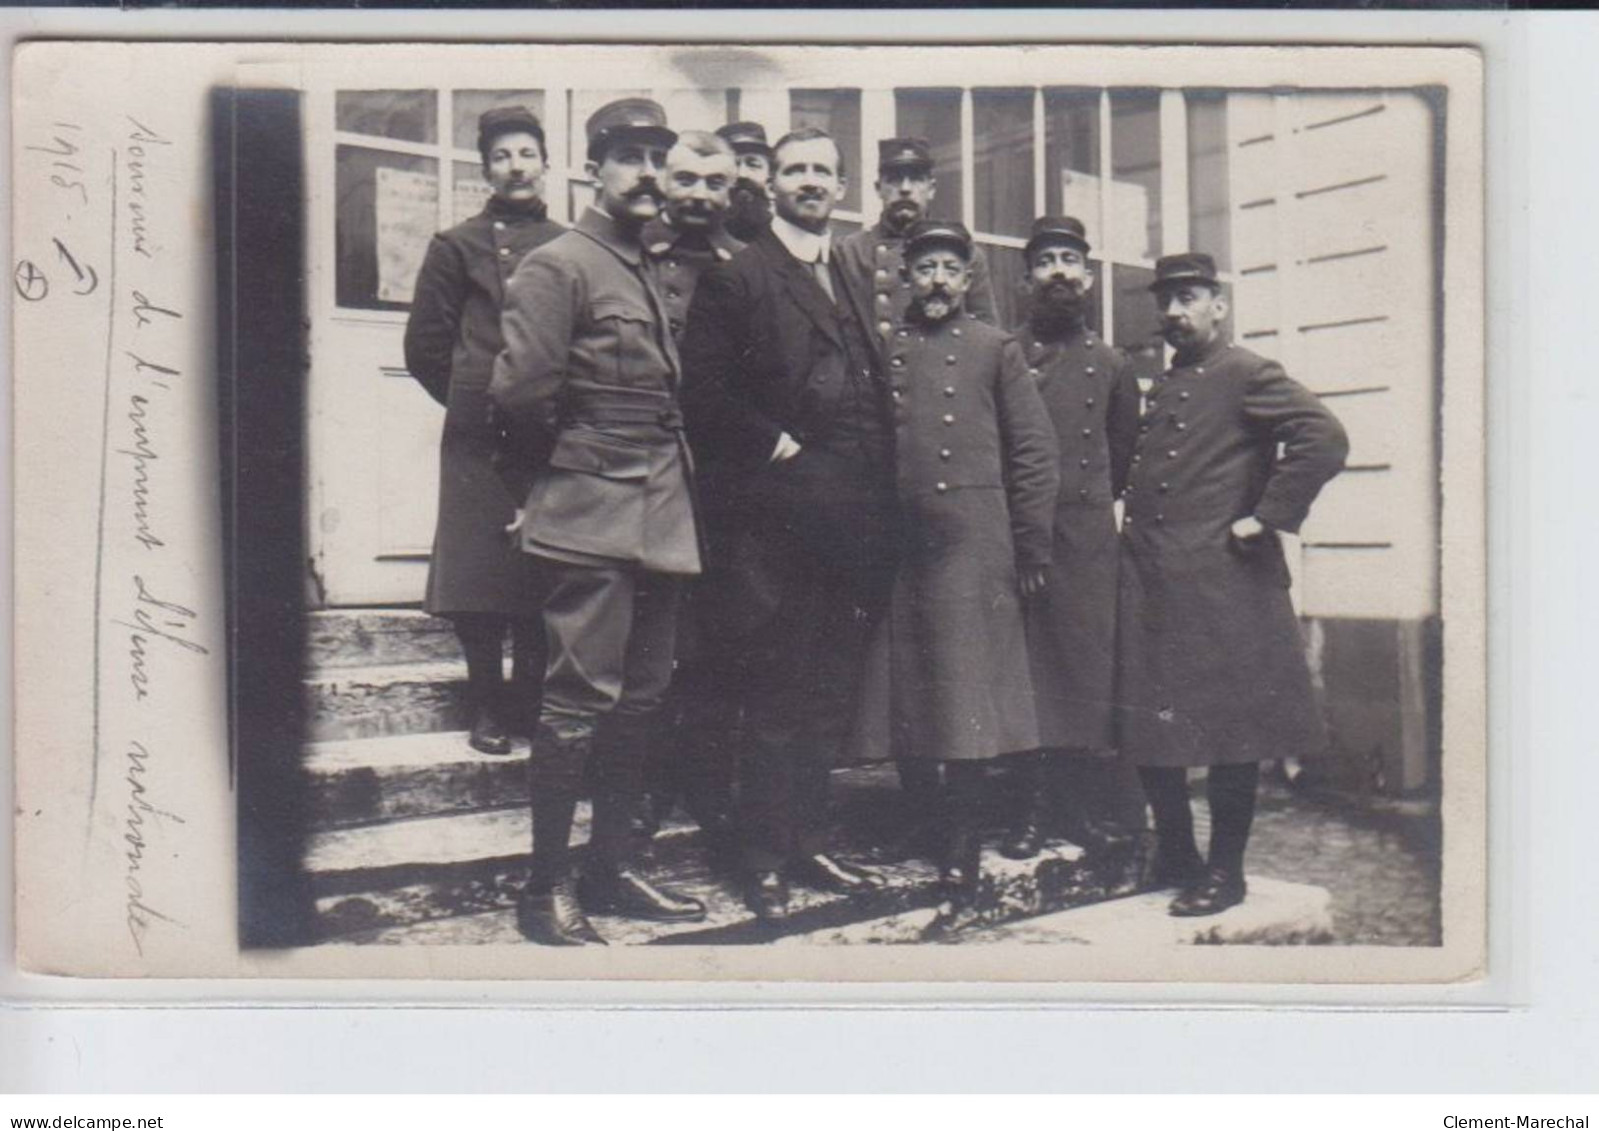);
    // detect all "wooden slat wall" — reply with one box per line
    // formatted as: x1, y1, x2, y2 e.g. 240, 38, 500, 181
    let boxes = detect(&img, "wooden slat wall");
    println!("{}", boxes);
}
1225, 91, 1438, 621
